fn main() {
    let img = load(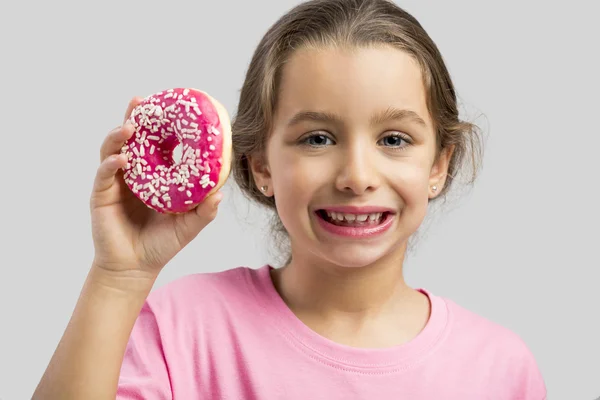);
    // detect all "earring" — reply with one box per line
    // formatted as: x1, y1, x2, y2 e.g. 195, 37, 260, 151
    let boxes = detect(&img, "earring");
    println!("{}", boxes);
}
260, 185, 268, 193
432, 185, 438, 192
